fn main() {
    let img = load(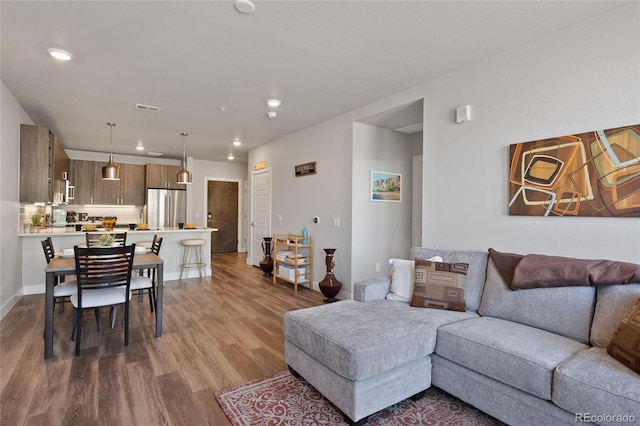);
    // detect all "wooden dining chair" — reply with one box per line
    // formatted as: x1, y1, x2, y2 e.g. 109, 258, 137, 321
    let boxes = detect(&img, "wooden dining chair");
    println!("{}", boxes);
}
41, 237, 76, 313
71, 244, 135, 356
85, 232, 127, 247
131, 235, 163, 314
